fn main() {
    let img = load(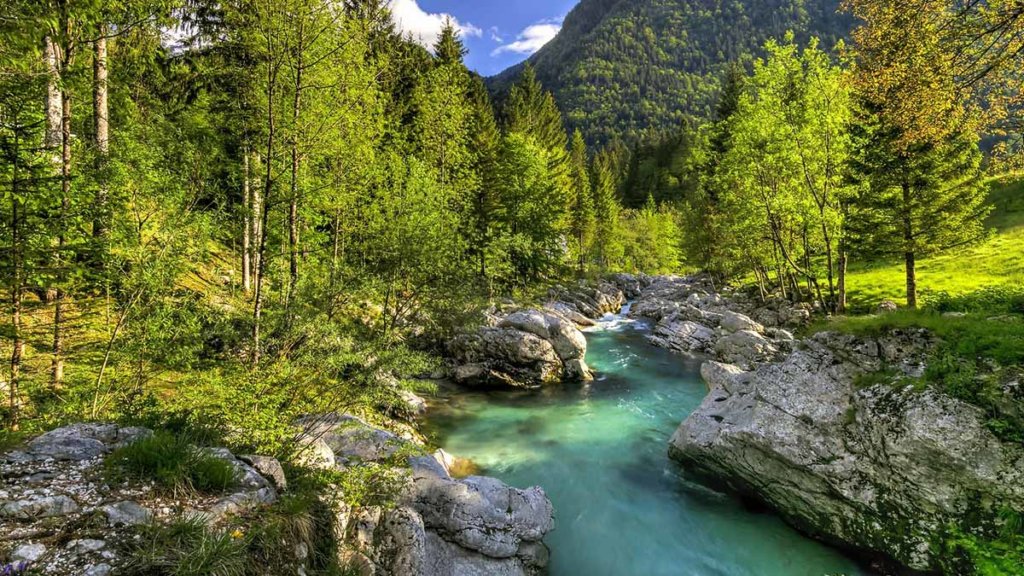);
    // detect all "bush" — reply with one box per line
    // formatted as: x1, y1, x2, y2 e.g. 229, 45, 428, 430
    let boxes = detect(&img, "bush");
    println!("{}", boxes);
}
931, 286, 1024, 316
107, 431, 238, 495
